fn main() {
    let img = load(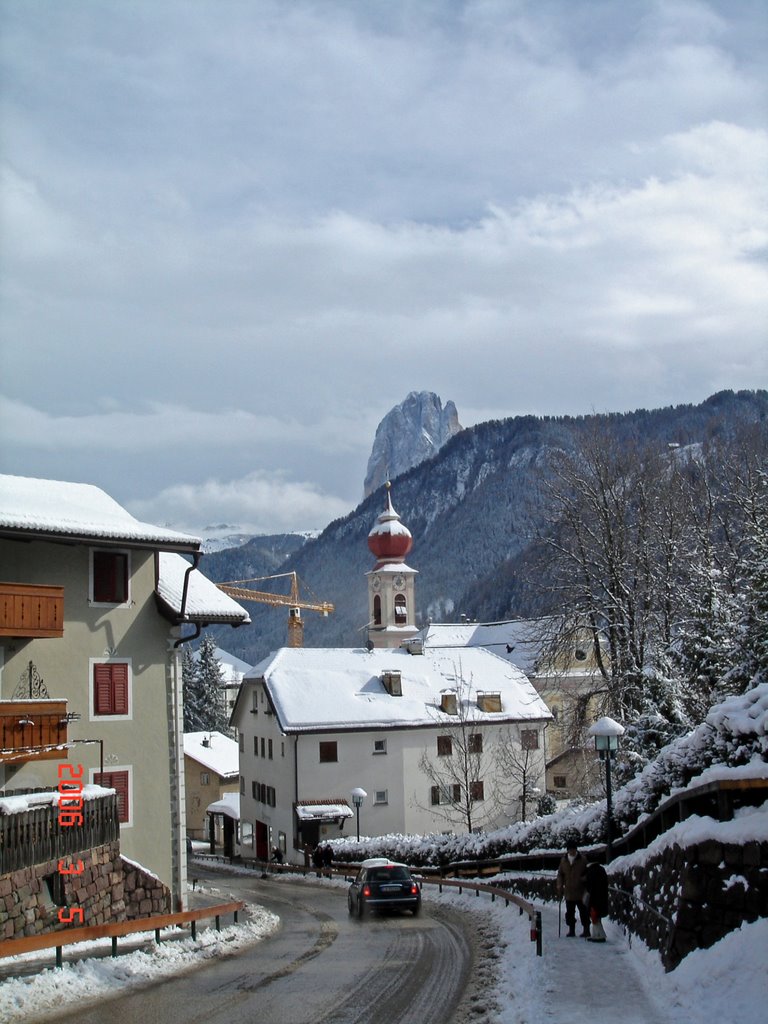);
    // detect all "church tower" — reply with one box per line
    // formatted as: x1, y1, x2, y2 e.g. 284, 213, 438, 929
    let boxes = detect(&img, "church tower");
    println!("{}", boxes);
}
366, 483, 419, 649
